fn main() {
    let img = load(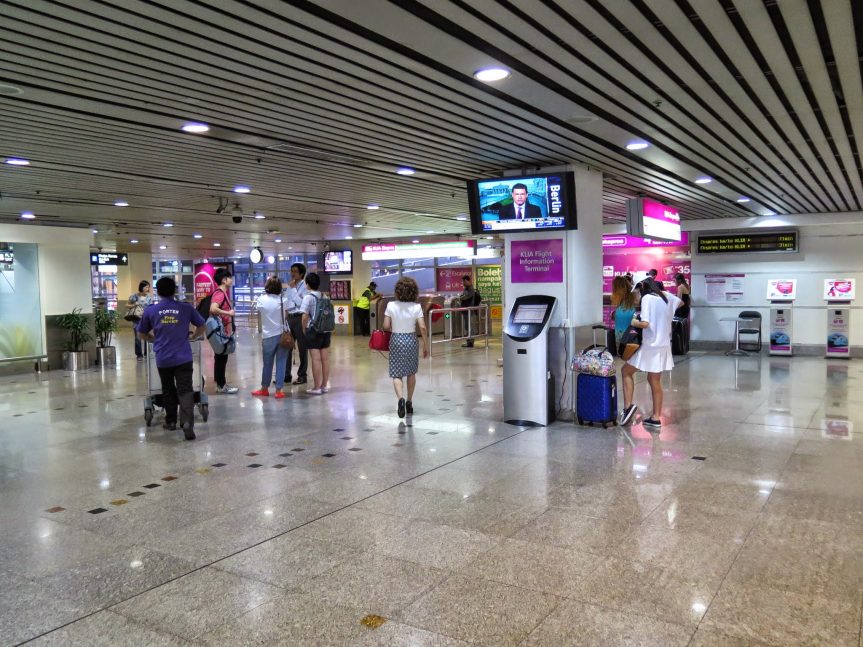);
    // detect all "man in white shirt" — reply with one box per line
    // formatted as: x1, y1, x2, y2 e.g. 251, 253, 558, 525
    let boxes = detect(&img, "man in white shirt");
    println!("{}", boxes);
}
283, 262, 309, 385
